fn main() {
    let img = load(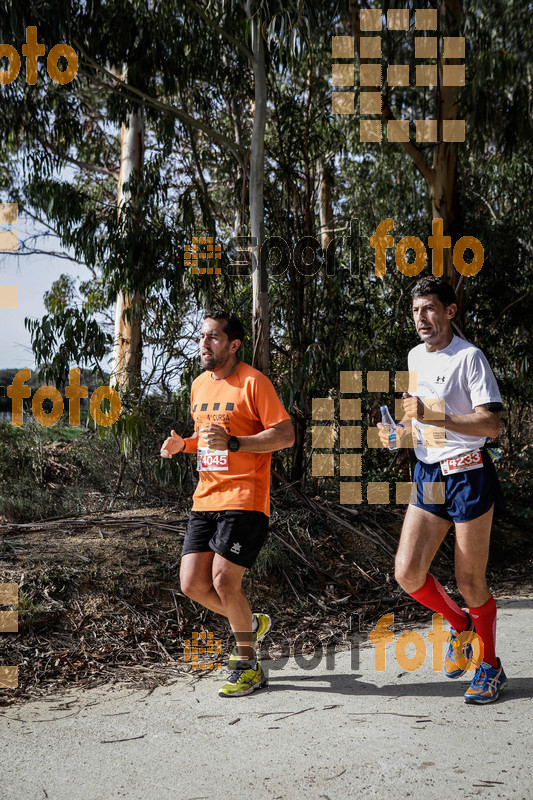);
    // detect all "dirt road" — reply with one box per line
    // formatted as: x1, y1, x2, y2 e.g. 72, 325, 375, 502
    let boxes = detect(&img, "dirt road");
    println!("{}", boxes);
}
1, 597, 531, 800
